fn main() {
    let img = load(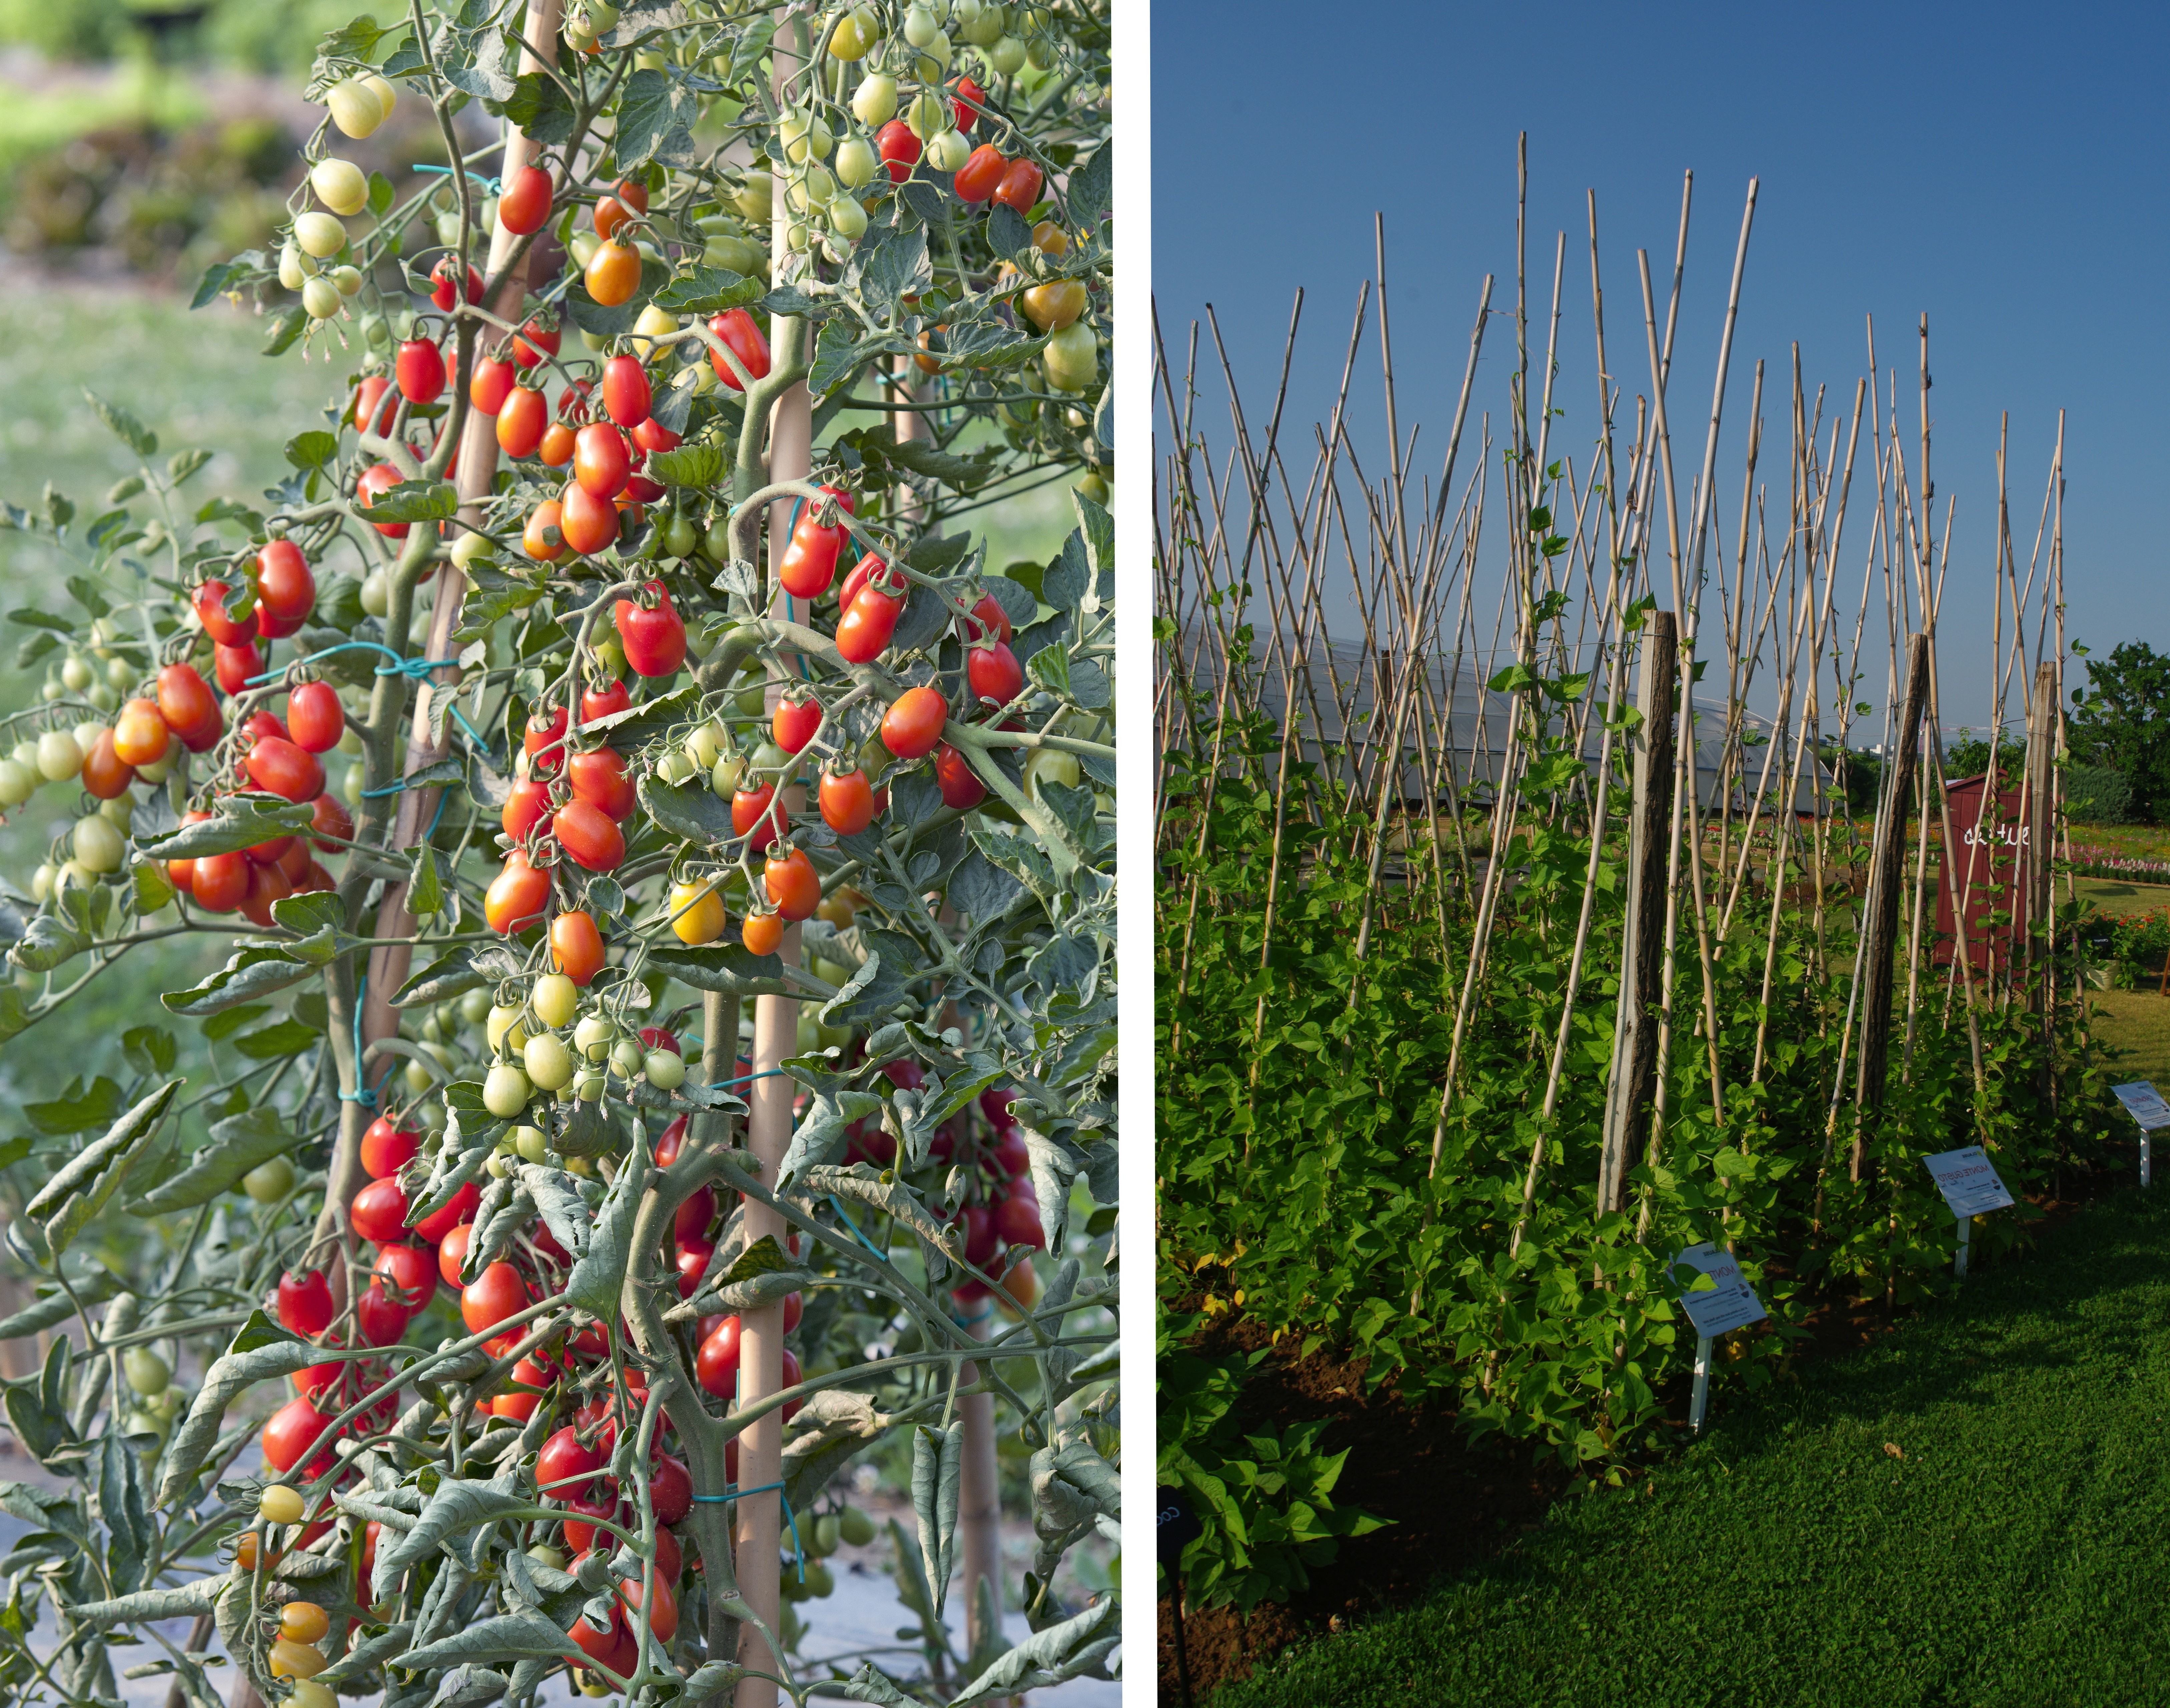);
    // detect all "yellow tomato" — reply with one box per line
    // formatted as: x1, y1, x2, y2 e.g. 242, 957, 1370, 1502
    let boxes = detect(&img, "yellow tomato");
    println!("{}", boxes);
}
670, 878, 728, 945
